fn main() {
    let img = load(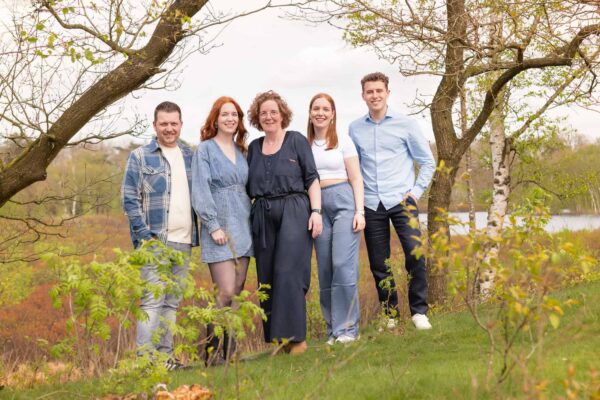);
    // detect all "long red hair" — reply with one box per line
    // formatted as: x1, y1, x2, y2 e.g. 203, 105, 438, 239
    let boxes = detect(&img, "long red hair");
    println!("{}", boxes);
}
307, 93, 338, 151
201, 96, 248, 153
